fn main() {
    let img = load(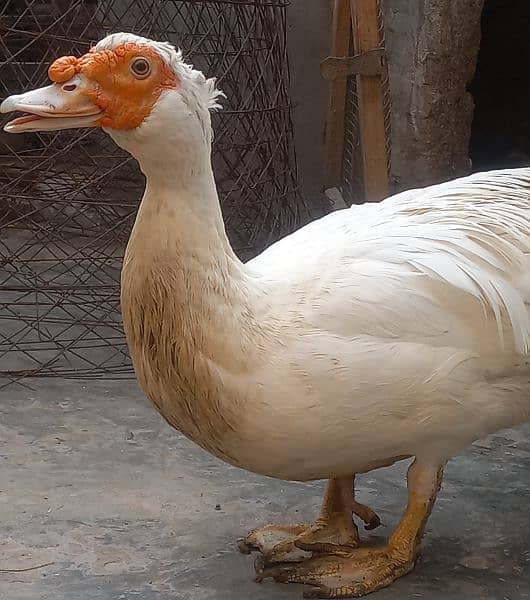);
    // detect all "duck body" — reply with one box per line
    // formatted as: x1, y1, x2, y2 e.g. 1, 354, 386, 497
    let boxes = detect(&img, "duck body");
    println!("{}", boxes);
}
121, 167, 530, 482
5, 33, 530, 596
